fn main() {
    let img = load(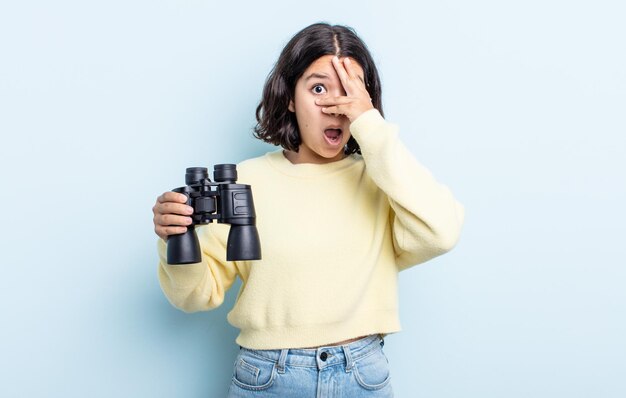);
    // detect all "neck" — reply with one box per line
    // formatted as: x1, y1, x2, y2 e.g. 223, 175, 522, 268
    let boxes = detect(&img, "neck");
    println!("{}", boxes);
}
283, 150, 346, 165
